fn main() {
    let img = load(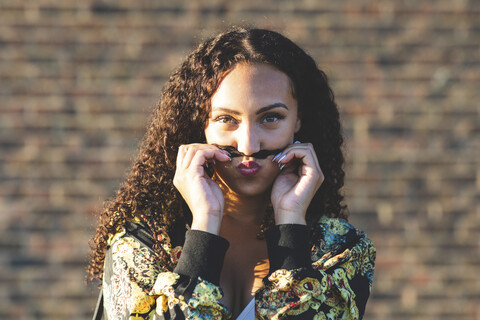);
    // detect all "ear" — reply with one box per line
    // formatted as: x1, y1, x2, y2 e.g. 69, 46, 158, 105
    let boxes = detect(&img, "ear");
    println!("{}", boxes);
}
294, 117, 301, 133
